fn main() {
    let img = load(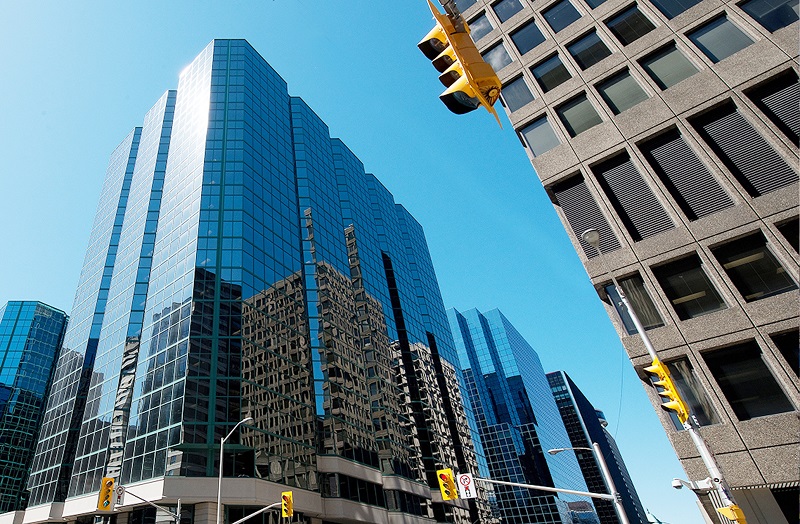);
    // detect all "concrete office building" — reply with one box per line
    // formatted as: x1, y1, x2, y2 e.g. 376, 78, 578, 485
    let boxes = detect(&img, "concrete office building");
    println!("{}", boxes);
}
547, 371, 647, 524
18, 39, 487, 524
0, 302, 67, 514
454, 0, 799, 521
448, 307, 597, 523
